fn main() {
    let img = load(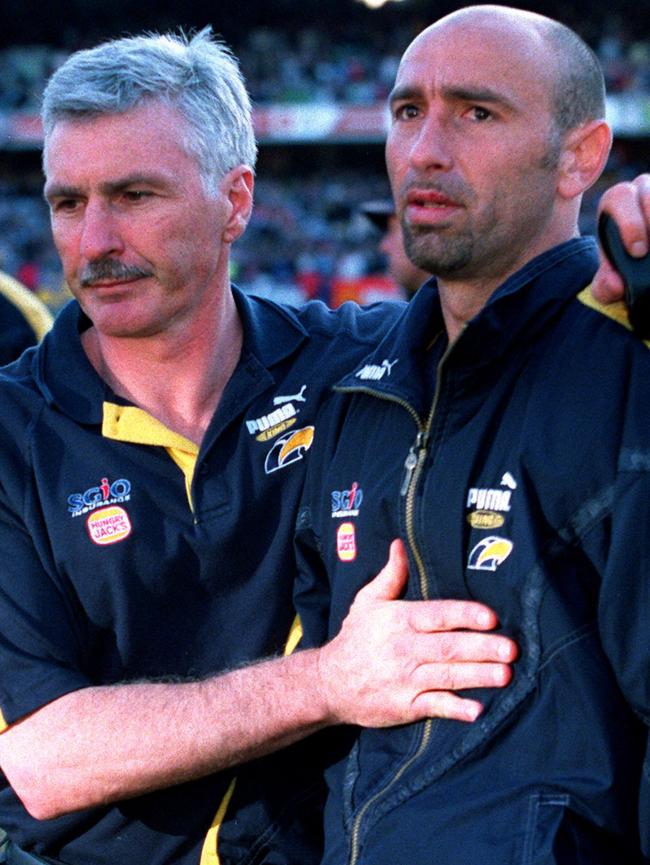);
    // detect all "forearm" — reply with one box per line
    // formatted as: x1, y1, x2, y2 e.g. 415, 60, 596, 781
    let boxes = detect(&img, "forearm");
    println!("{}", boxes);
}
0, 541, 517, 820
0, 649, 329, 820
